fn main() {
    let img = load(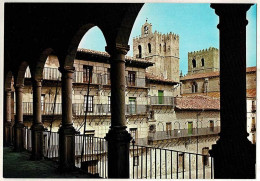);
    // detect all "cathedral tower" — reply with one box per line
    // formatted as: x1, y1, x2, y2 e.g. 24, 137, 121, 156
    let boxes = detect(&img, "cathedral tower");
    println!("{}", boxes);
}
133, 20, 180, 82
